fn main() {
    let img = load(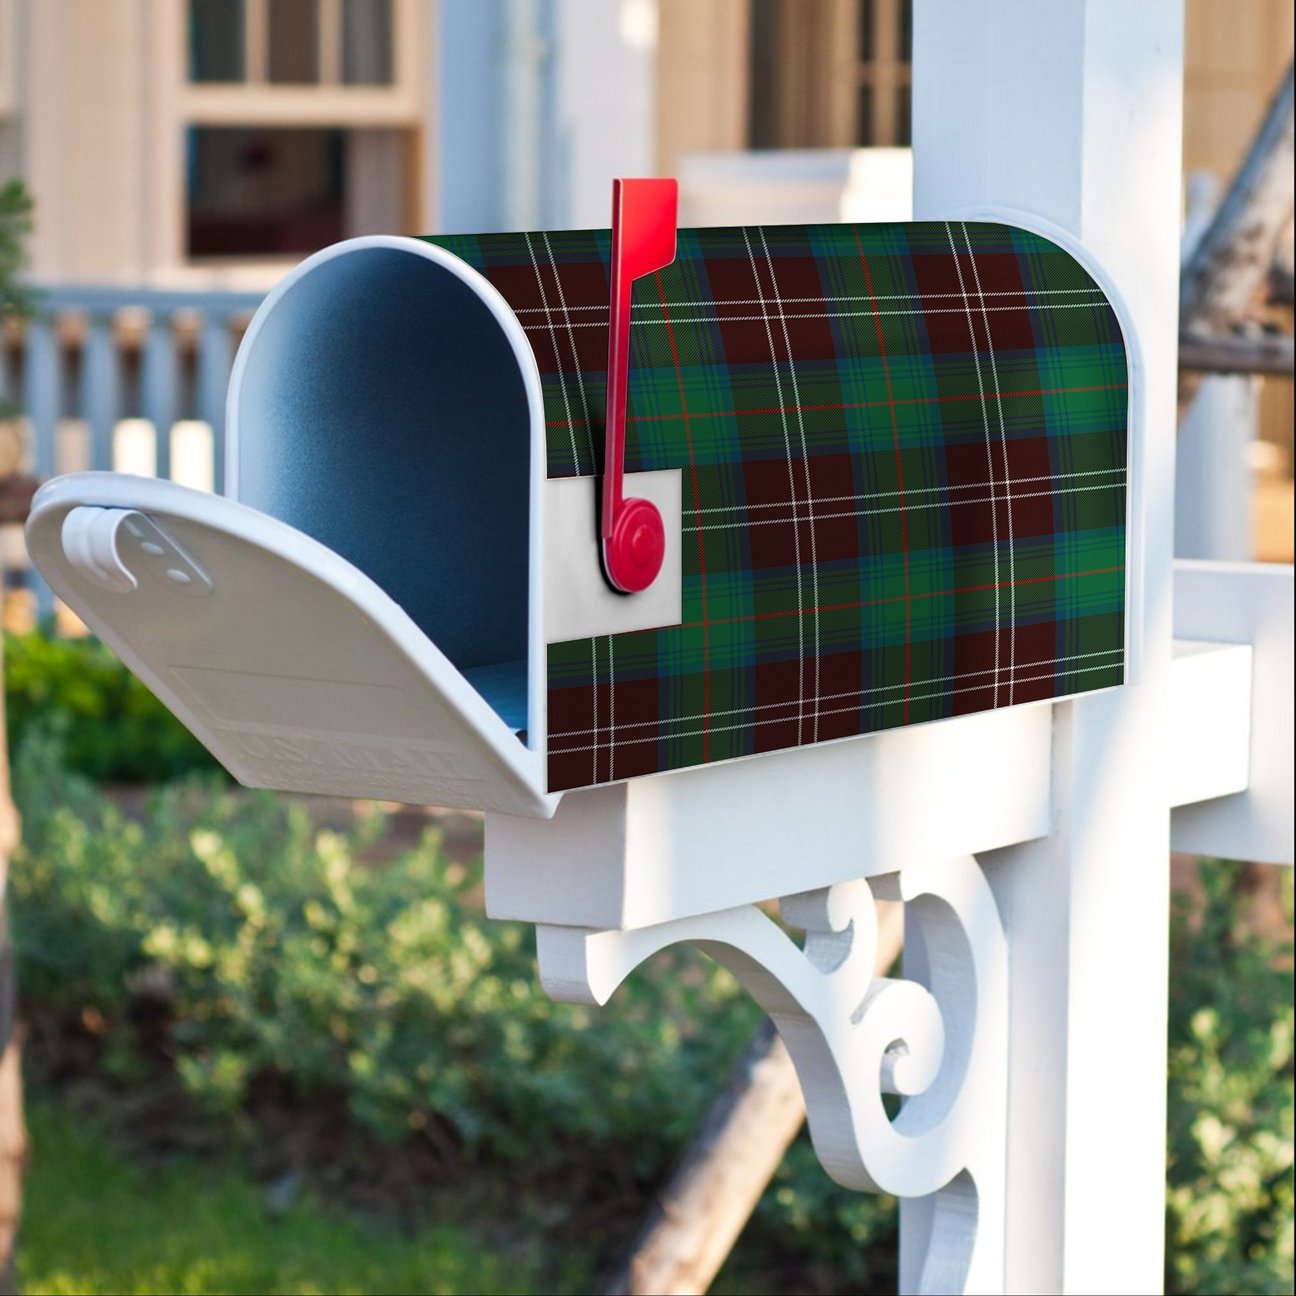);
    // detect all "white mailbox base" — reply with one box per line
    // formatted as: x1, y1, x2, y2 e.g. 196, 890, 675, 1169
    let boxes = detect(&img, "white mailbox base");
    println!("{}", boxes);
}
485, 705, 1053, 931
